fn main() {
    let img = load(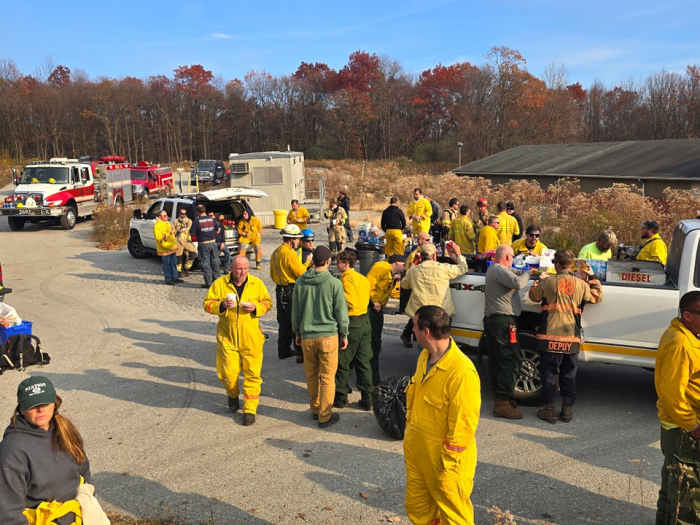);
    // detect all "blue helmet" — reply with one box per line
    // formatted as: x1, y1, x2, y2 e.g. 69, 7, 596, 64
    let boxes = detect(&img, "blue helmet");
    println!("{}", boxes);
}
301, 228, 314, 241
